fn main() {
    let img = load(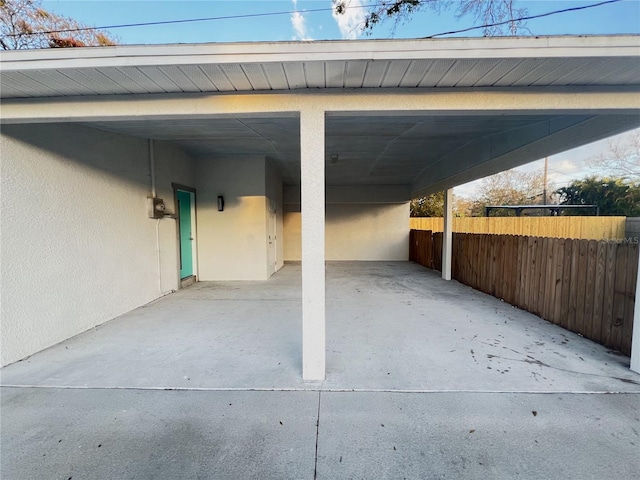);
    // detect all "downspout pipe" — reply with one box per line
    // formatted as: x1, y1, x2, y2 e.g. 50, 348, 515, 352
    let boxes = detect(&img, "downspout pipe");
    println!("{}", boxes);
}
149, 139, 156, 198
